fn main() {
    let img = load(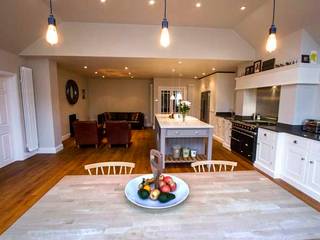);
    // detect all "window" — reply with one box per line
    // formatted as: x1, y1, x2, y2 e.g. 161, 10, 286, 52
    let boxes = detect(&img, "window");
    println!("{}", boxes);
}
159, 87, 186, 114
